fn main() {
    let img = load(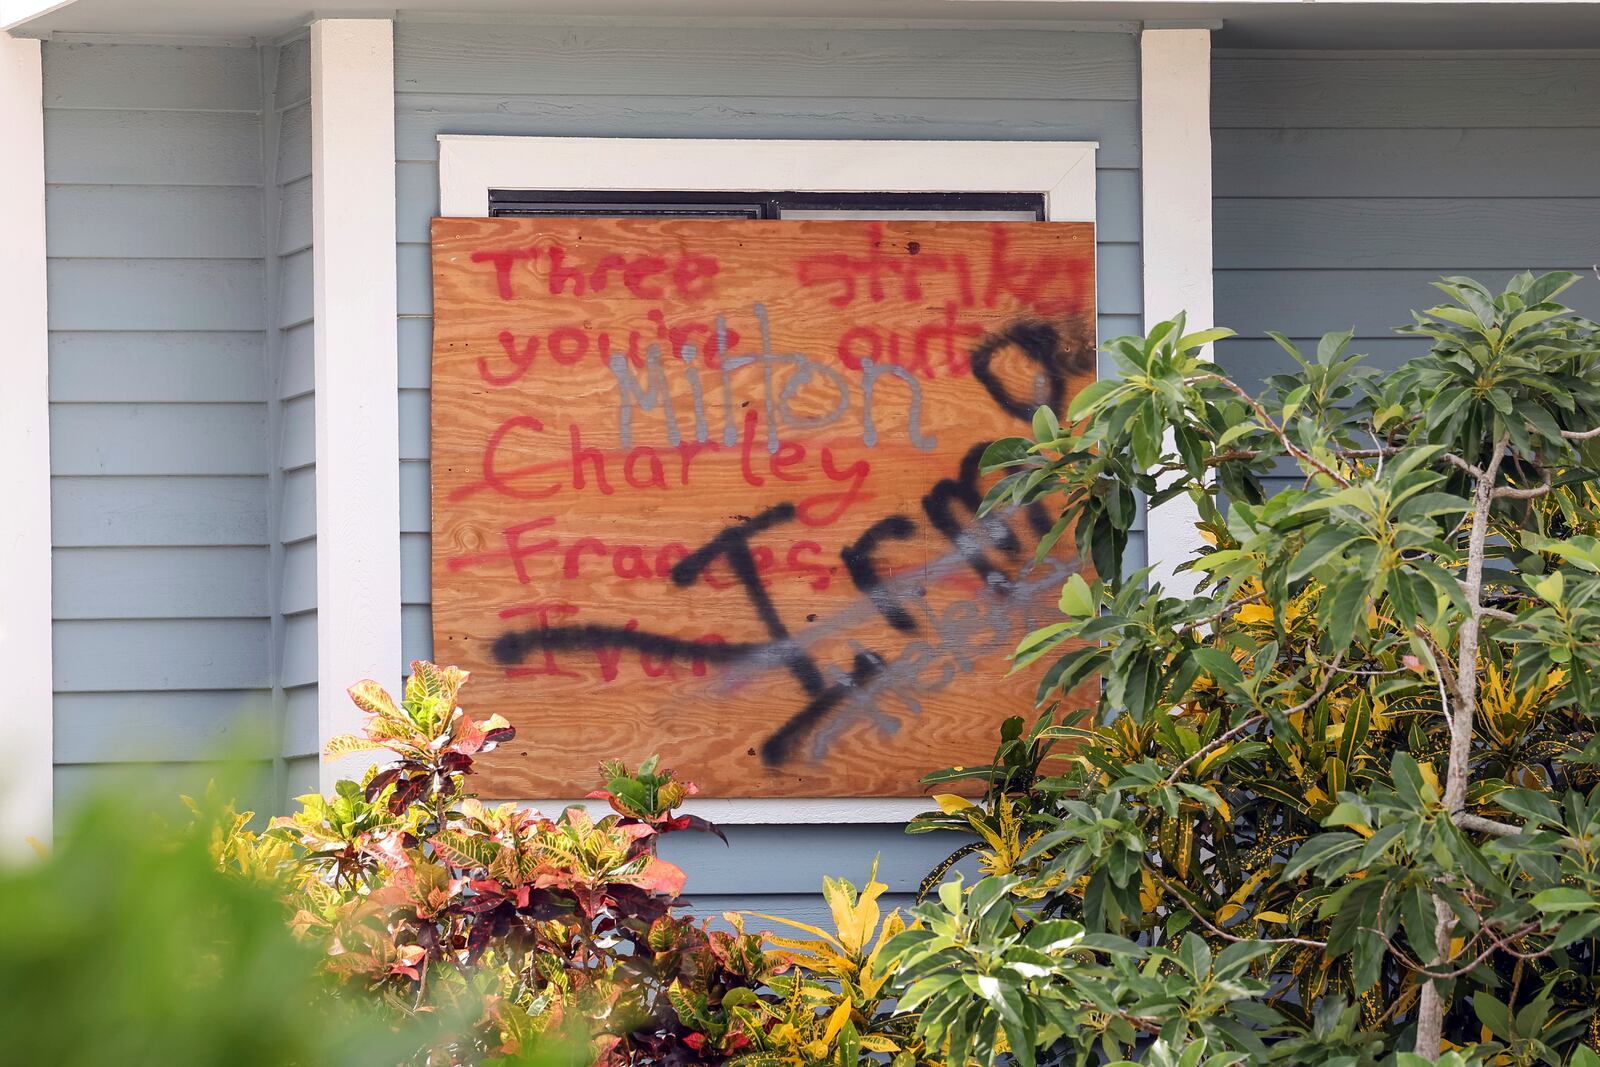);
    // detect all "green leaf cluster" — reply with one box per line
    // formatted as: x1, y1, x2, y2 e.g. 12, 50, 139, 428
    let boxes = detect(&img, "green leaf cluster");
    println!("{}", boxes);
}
895, 273, 1600, 1064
